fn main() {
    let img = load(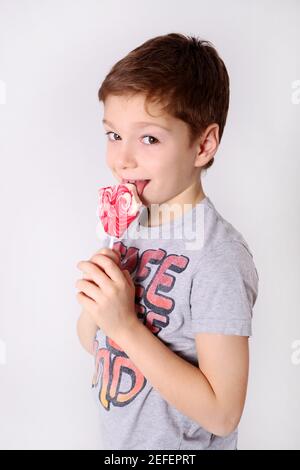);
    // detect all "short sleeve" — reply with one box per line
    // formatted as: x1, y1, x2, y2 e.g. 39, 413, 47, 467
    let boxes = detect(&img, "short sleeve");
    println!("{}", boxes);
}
190, 241, 259, 336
